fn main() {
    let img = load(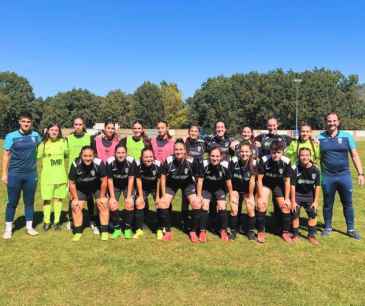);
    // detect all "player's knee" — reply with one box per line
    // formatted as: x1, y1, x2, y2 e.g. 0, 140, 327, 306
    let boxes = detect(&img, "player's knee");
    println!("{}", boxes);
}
256, 200, 267, 212
306, 207, 317, 219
